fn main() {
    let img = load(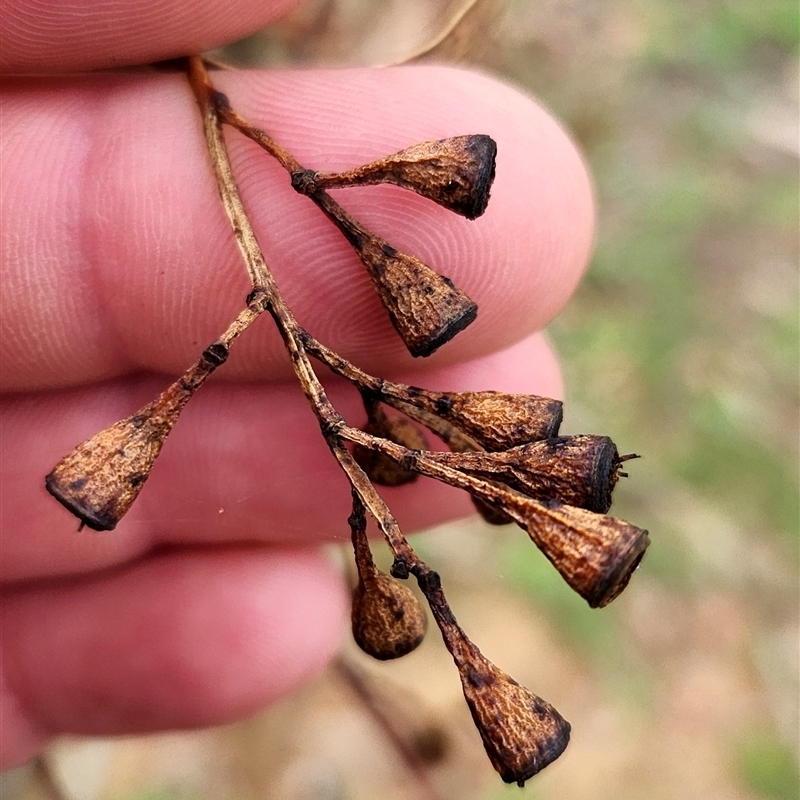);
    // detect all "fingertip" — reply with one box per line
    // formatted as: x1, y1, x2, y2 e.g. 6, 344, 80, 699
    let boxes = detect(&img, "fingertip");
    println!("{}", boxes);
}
397, 330, 564, 401
3, 66, 593, 390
